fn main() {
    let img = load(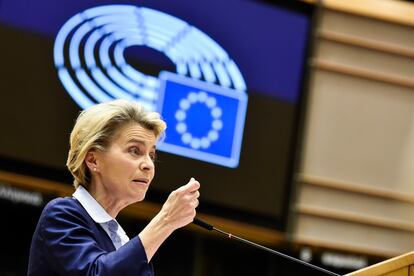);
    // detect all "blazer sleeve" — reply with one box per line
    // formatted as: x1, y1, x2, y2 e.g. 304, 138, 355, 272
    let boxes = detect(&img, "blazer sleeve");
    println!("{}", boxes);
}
39, 198, 154, 276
